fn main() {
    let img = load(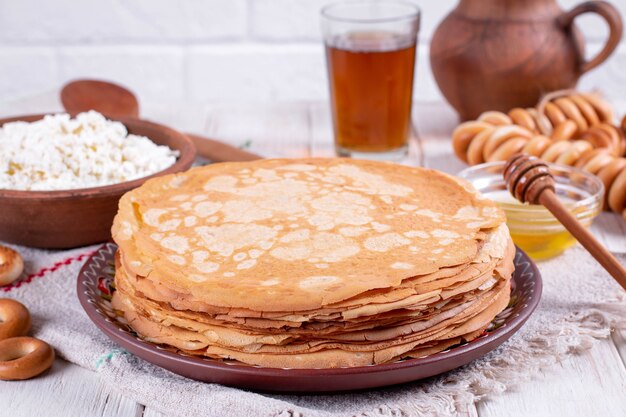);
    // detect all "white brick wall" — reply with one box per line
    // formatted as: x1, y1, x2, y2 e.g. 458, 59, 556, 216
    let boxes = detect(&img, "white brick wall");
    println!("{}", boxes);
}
0, 0, 248, 42
0, 47, 57, 99
0, 0, 624, 104
188, 44, 326, 102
